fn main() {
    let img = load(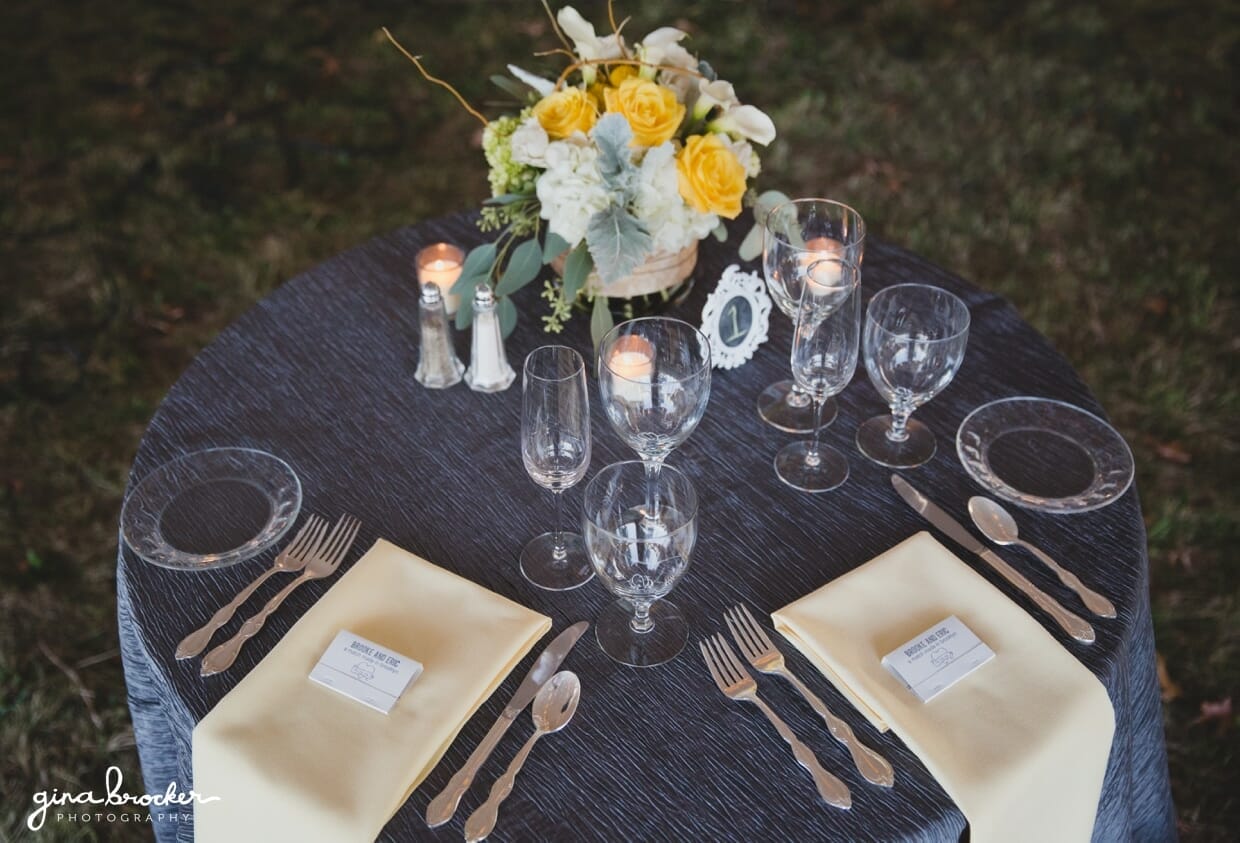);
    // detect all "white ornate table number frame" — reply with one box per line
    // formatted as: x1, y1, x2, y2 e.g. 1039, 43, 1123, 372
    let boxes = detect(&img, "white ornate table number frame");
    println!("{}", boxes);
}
700, 264, 772, 369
